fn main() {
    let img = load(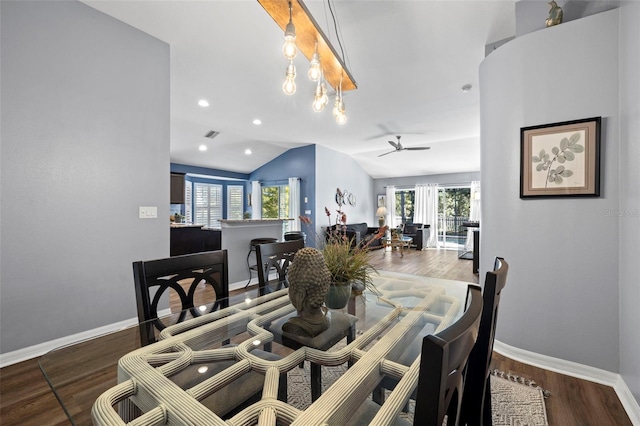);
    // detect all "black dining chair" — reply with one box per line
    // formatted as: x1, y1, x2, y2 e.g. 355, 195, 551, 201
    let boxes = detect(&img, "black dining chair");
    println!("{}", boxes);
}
346, 284, 483, 426
413, 284, 483, 426
460, 257, 509, 426
132, 250, 230, 346
132, 249, 287, 417
255, 239, 304, 296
